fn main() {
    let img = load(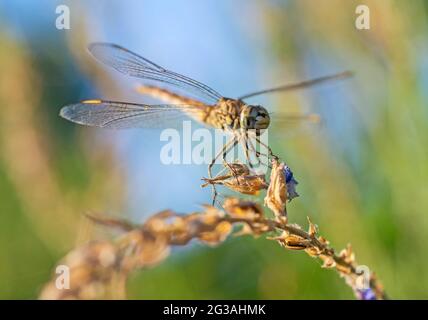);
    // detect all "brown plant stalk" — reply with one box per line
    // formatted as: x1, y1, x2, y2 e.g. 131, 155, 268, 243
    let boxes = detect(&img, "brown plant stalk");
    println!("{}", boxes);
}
40, 157, 386, 300
40, 196, 386, 300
